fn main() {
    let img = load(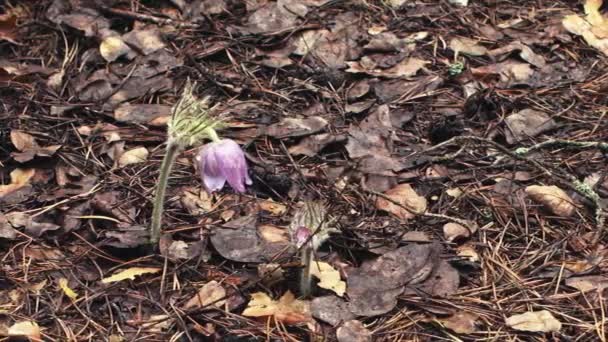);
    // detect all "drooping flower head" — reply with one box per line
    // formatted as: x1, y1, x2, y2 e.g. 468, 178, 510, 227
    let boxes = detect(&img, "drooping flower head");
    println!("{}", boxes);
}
197, 139, 252, 193
289, 201, 338, 251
